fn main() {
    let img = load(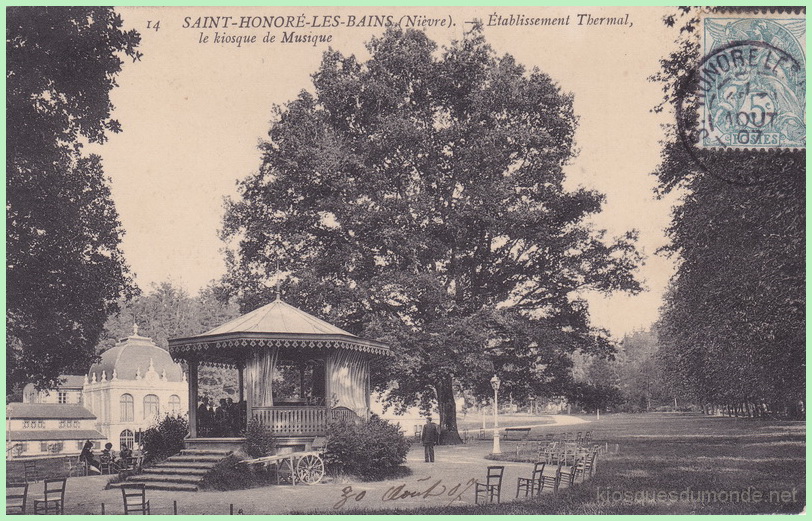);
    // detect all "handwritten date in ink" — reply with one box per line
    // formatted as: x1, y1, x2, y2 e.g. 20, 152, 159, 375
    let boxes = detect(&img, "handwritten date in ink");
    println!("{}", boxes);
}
333, 477, 479, 509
